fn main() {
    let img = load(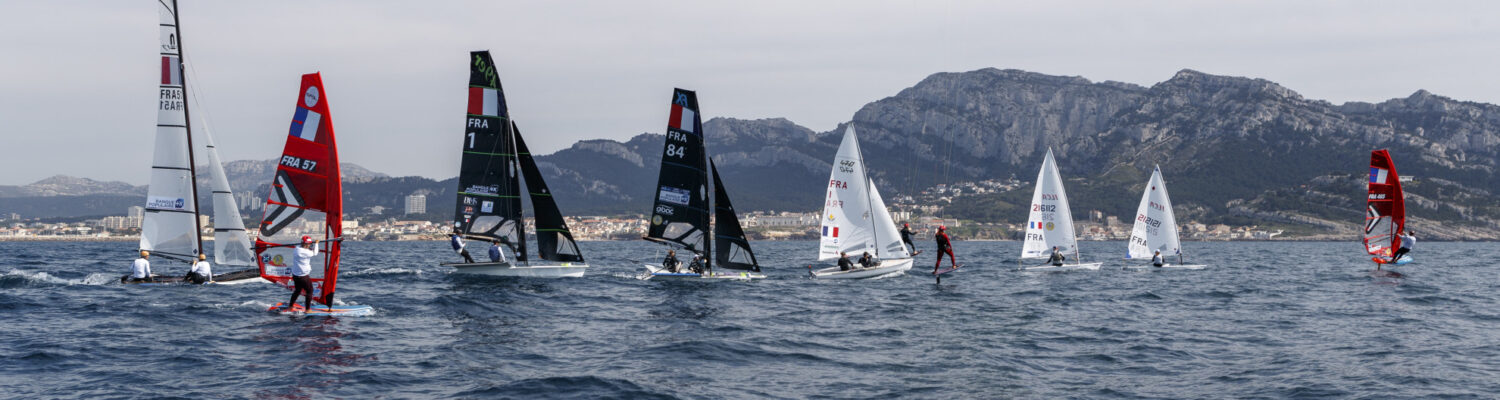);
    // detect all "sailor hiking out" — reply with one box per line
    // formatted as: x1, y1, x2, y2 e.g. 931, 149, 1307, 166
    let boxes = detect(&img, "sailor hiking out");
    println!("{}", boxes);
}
186, 253, 212, 284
